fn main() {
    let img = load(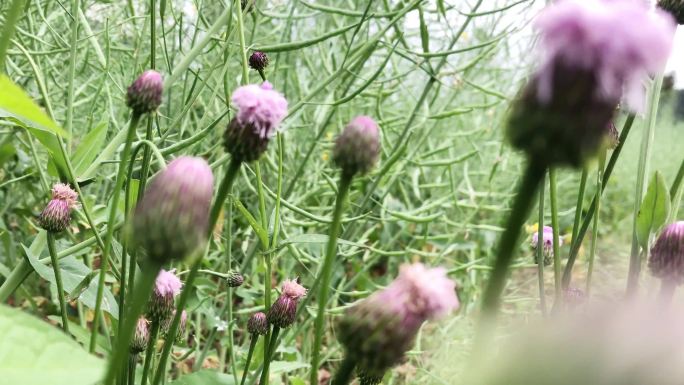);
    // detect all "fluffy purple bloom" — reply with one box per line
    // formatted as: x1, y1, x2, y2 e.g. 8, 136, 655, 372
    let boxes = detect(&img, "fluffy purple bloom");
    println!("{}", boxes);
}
126, 70, 163, 115
131, 317, 150, 354
231, 81, 287, 140
38, 183, 79, 233
224, 82, 288, 162
507, 0, 675, 168
247, 312, 269, 335
531, 226, 561, 266
131, 156, 214, 263
266, 279, 307, 328
535, 0, 675, 110
333, 116, 381, 177
148, 269, 183, 323
338, 263, 458, 377
649, 221, 684, 284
